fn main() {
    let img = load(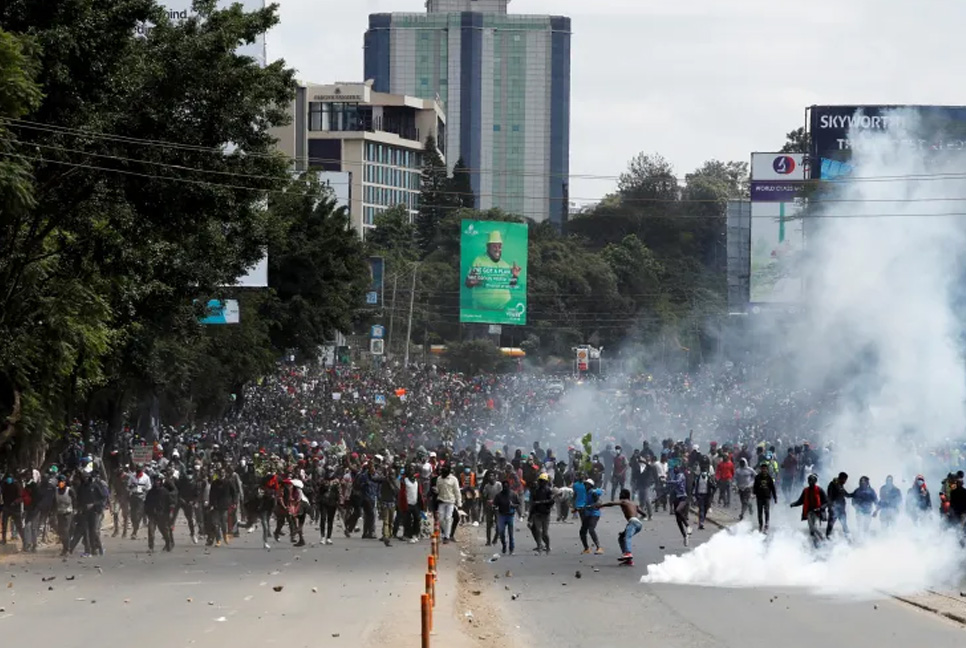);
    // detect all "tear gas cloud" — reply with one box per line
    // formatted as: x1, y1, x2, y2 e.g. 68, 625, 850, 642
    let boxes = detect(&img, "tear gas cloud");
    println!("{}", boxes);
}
642, 110, 966, 595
